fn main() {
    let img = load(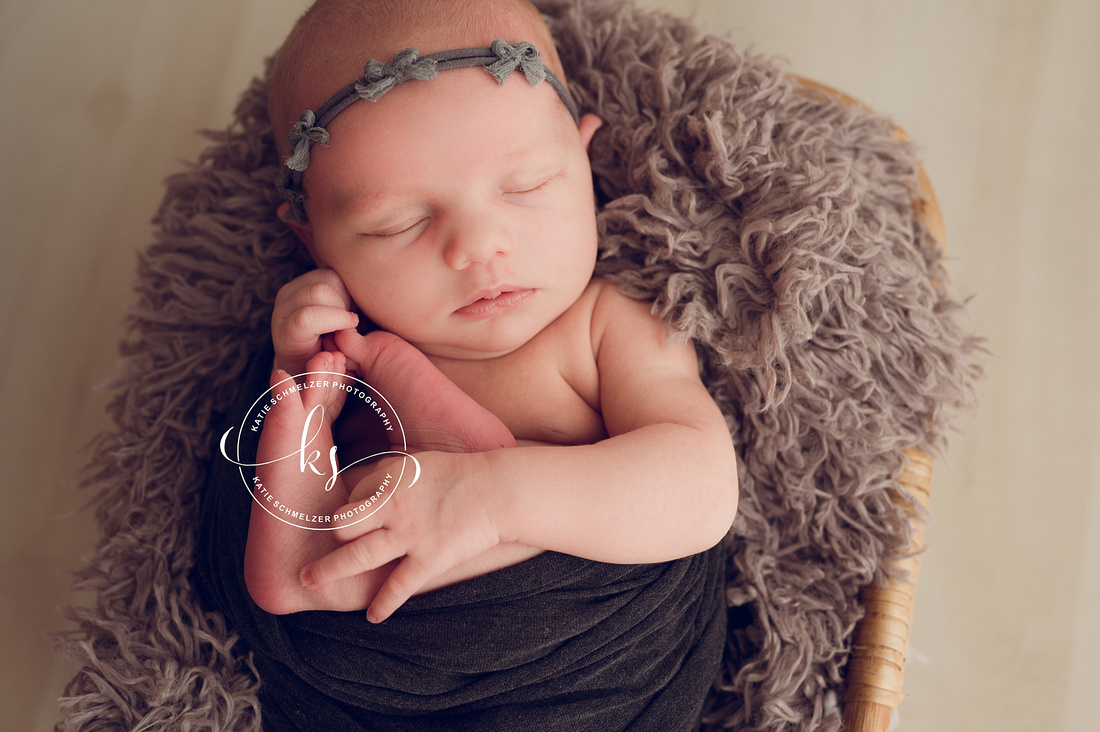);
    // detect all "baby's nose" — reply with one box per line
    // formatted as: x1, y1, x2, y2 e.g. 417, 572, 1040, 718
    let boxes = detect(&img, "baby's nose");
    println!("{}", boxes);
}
442, 214, 513, 269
